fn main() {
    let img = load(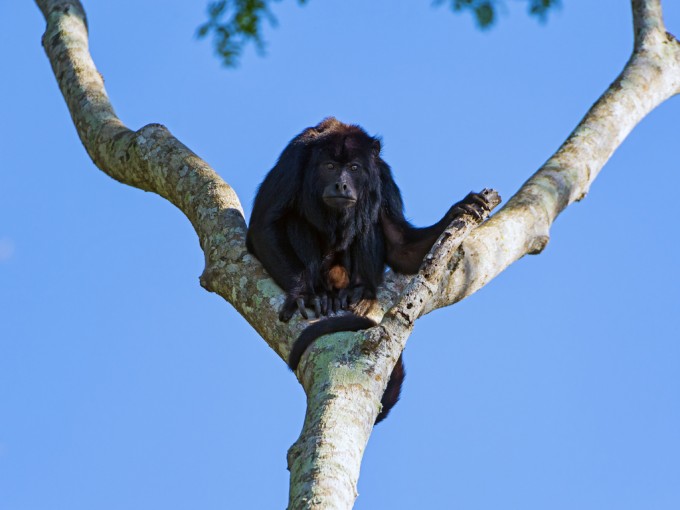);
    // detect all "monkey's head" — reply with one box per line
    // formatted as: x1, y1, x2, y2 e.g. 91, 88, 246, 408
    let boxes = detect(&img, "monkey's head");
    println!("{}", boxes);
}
303, 119, 382, 213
